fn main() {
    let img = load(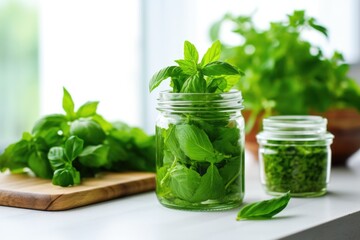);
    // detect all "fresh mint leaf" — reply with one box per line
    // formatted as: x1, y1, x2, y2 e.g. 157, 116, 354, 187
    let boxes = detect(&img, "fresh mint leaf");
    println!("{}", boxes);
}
64, 136, 84, 162
175, 59, 198, 75
236, 192, 291, 220
149, 66, 181, 92
175, 124, 216, 162
191, 164, 225, 202
76, 101, 99, 118
169, 164, 201, 201
200, 40, 221, 66
203, 61, 240, 76
184, 40, 199, 63
62, 87, 76, 119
